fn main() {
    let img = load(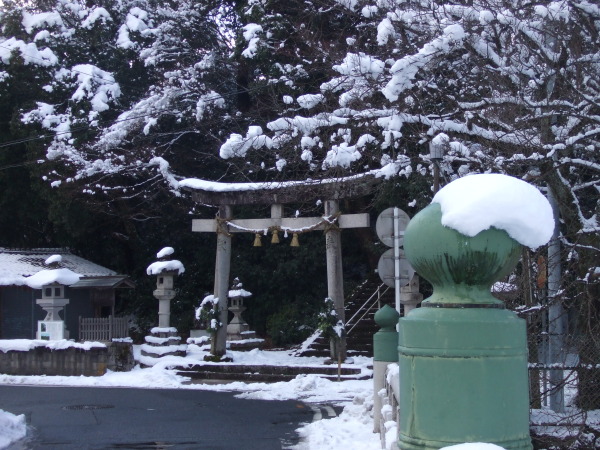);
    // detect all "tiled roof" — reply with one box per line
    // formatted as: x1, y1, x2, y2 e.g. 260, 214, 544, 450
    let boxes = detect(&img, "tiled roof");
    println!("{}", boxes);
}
0, 248, 119, 286
71, 276, 135, 289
